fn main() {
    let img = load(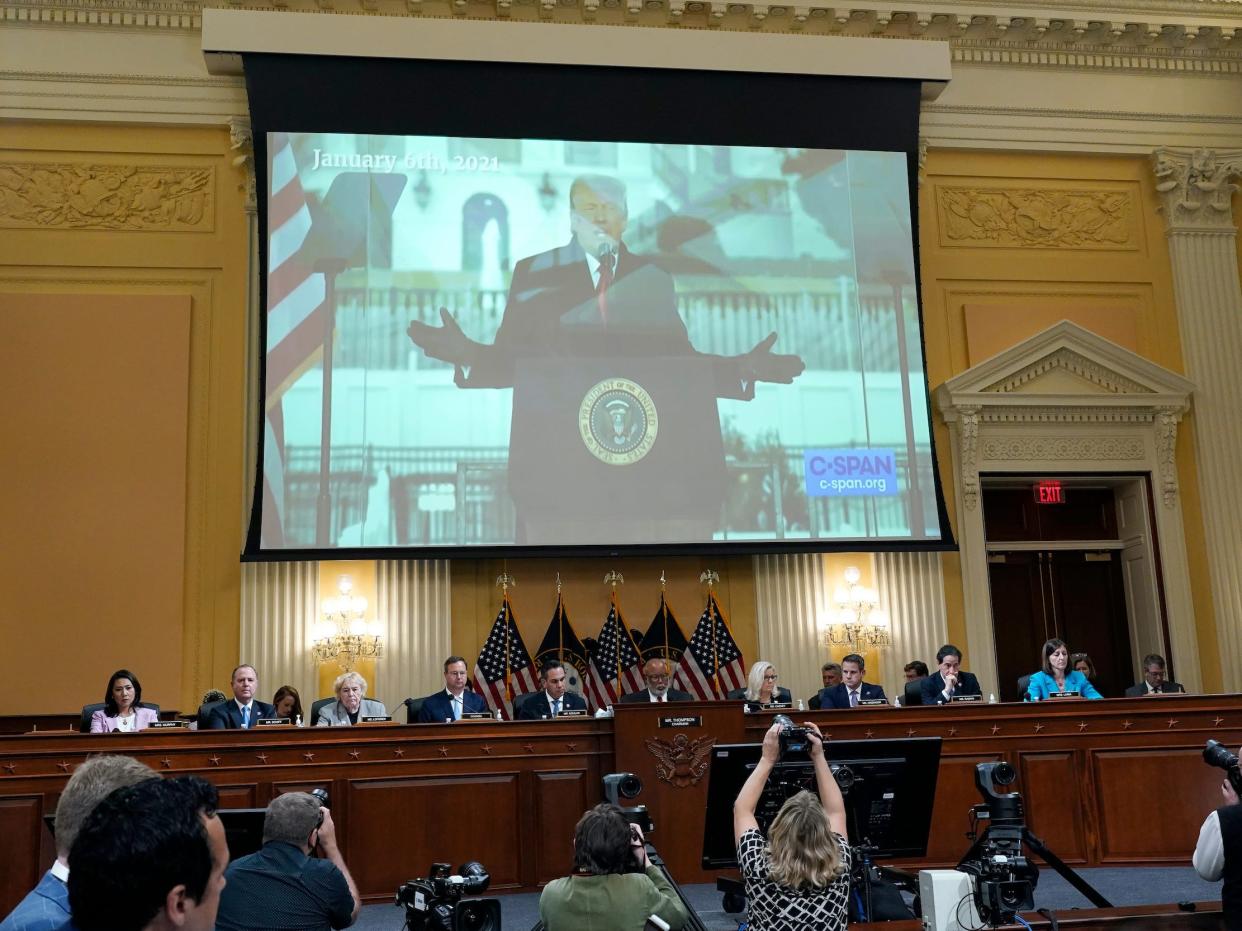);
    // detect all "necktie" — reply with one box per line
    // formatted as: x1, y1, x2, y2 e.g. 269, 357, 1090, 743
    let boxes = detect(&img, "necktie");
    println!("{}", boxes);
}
849, 690, 858, 708
596, 253, 615, 326
452, 696, 461, 721
241, 705, 250, 728
552, 698, 561, 717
